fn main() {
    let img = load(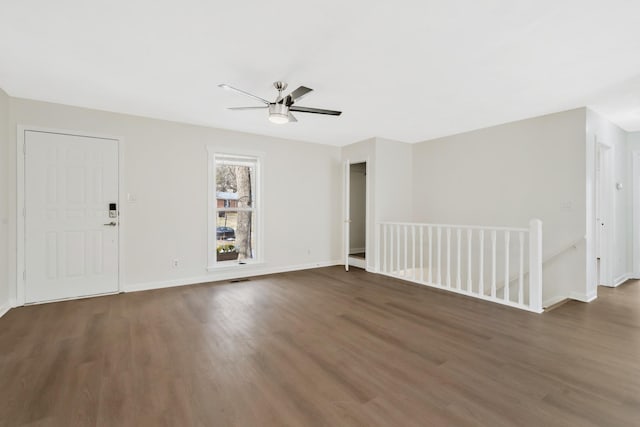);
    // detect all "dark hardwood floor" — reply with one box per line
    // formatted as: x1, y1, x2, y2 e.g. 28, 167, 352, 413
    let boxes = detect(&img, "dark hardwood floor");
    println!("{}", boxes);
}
1, 266, 639, 426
